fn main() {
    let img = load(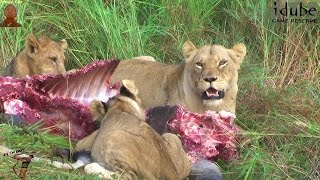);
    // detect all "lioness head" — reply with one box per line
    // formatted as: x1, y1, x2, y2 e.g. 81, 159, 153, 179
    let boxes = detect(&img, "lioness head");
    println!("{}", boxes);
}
25, 33, 67, 75
182, 41, 246, 108
89, 79, 144, 121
